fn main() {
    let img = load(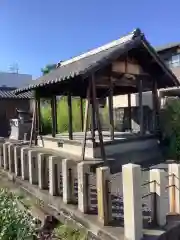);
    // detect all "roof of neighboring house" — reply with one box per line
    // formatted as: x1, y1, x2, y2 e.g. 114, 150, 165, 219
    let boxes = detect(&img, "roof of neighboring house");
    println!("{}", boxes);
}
14, 28, 180, 95
156, 43, 180, 52
0, 72, 32, 88
0, 88, 32, 99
